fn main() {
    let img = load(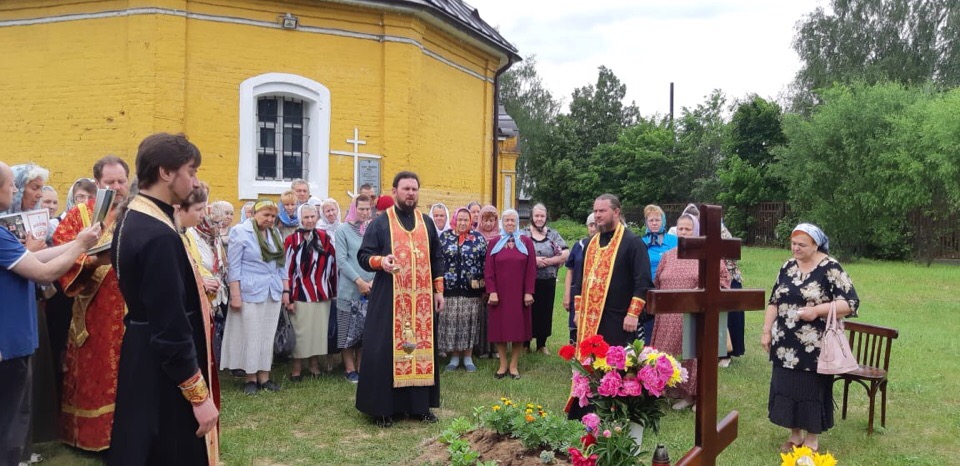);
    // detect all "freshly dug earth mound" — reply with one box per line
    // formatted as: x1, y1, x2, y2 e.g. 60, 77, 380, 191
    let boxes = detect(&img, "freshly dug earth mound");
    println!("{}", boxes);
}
413, 429, 573, 466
